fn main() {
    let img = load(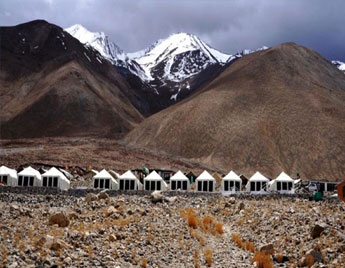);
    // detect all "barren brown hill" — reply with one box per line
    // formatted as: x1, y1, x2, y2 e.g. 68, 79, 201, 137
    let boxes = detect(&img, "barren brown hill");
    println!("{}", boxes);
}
124, 43, 345, 181
0, 20, 148, 139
